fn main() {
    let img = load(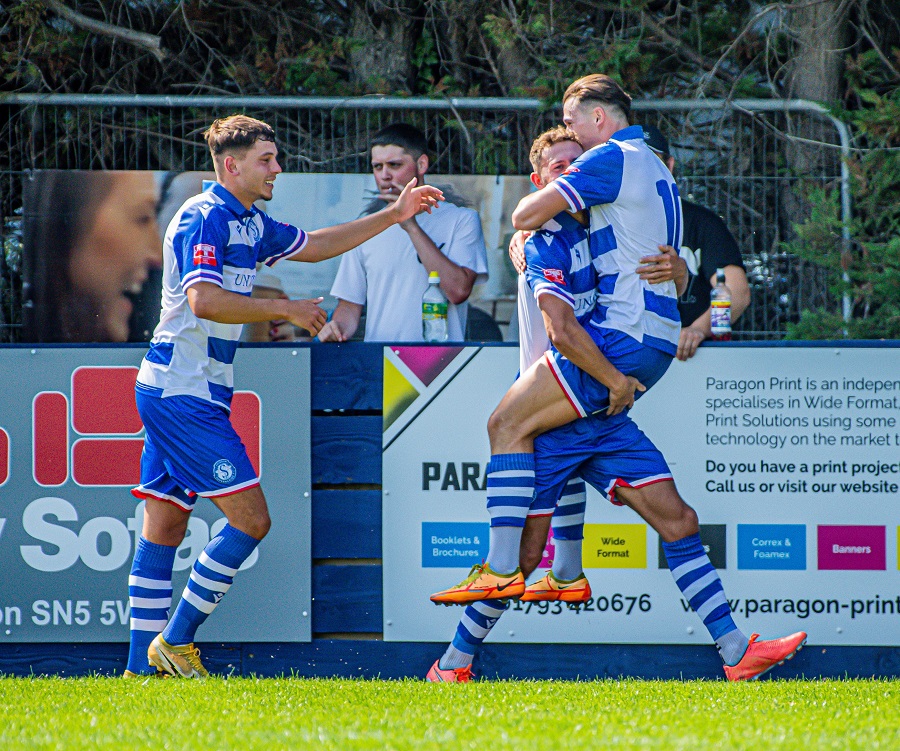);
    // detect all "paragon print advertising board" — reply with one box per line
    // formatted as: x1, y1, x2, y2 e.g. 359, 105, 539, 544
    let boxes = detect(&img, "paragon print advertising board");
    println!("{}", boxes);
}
0, 347, 312, 642
382, 344, 900, 646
